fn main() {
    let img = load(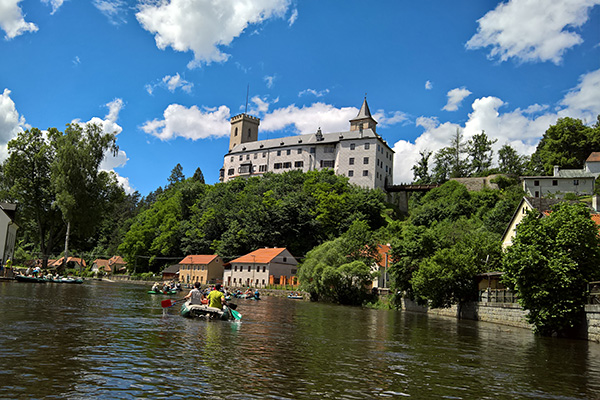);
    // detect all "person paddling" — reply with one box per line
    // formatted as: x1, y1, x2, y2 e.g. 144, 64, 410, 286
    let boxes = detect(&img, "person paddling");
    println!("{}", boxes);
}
207, 284, 226, 310
183, 282, 204, 305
